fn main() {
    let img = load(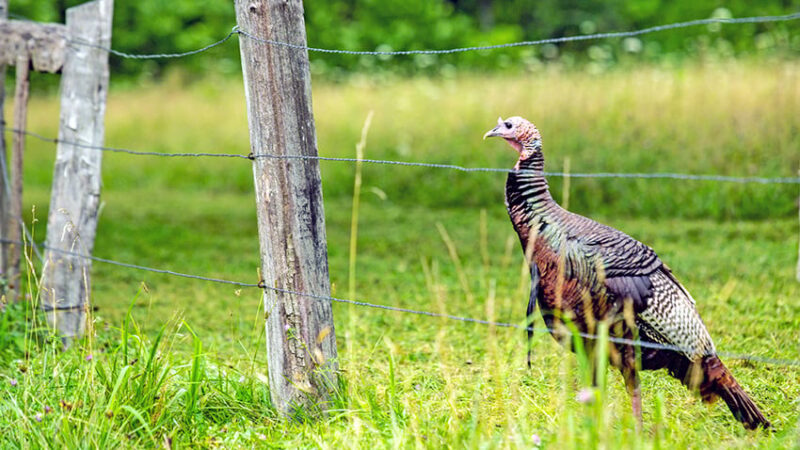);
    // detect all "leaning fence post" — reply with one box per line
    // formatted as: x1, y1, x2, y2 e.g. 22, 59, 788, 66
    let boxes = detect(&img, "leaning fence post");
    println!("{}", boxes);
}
41, 0, 113, 345
235, 0, 339, 415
